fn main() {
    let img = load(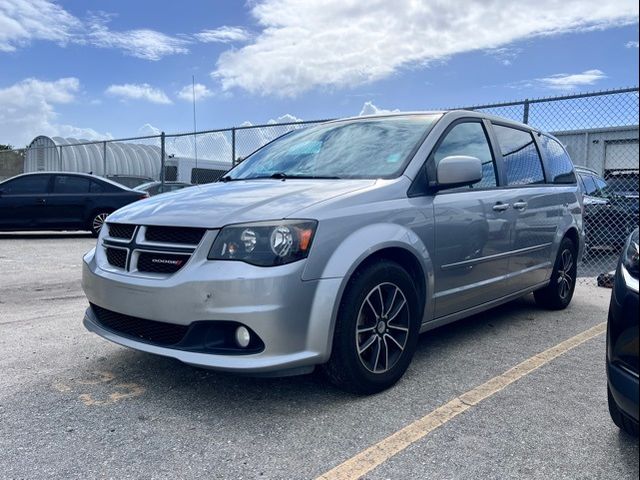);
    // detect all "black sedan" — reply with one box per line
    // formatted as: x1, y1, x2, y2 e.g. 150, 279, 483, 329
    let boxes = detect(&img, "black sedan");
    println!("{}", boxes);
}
0, 172, 148, 236
607, 227, 639, 437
